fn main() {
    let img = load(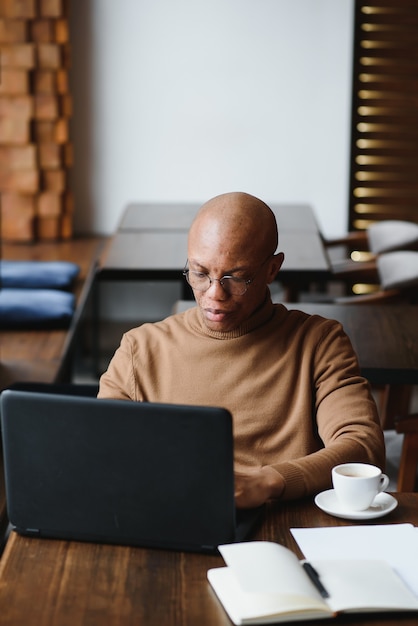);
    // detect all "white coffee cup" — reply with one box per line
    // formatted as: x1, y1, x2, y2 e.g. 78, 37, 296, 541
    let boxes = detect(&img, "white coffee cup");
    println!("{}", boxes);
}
332, 463, 390, 511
